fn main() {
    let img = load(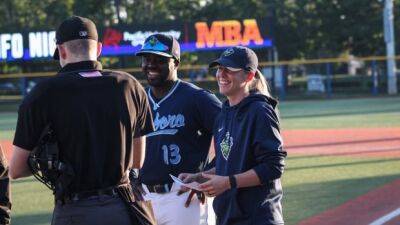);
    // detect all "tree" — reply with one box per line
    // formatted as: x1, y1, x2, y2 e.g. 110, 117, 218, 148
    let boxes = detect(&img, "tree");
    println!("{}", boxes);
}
0, 0, 399, 62
0, 0, 73, 31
